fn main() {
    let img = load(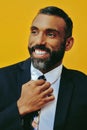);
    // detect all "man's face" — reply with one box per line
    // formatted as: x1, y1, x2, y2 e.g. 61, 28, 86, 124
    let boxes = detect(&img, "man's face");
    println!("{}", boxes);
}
28, 14, 67, 72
